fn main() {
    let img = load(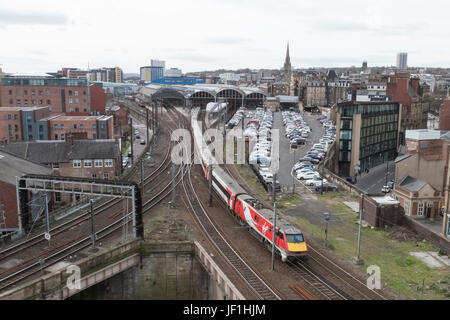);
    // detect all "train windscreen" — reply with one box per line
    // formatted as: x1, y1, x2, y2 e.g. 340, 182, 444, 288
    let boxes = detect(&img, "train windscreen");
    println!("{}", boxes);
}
286, 234, 304, 243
